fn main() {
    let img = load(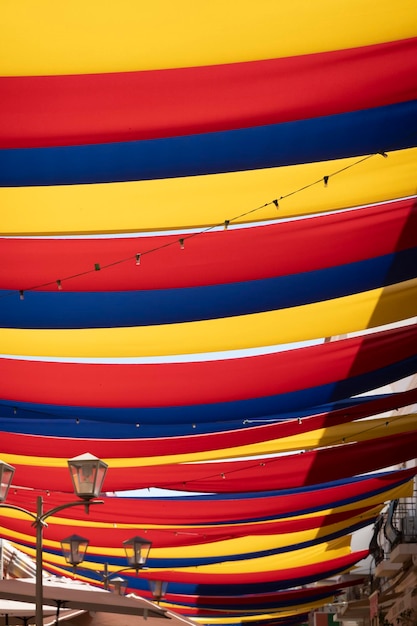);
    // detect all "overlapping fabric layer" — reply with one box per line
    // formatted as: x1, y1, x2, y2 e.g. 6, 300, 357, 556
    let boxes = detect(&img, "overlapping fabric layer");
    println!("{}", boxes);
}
2, 1, 417, 623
